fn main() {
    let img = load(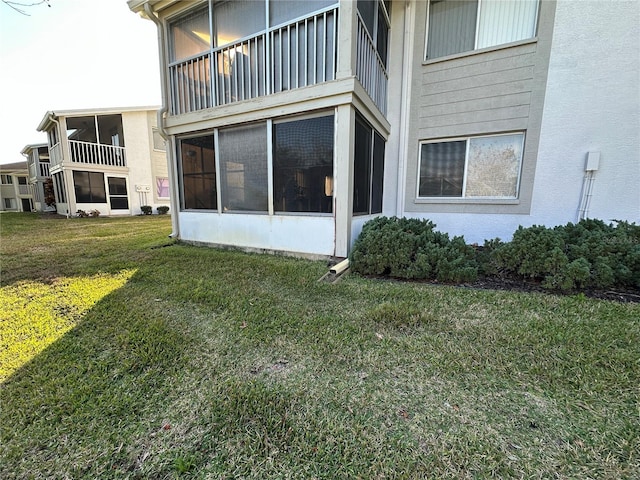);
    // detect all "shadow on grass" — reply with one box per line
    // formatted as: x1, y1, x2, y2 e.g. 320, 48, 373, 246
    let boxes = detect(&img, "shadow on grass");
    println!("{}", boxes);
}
0, 267, 193, 479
